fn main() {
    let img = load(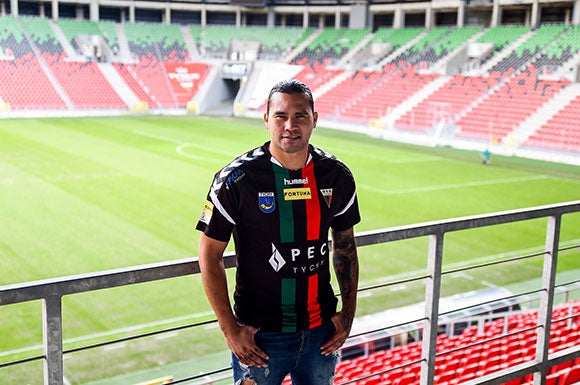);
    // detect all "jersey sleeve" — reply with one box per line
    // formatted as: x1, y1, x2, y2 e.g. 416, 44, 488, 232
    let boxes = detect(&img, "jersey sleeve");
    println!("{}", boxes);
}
330, 166, 361, 232
195, 174, 237, 242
